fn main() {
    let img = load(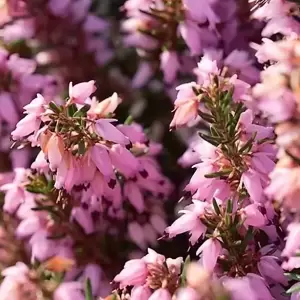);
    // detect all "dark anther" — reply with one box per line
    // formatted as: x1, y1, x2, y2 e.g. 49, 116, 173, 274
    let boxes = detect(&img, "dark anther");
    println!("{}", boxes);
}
139, 169, 148, 178
108, 178, 117, 189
